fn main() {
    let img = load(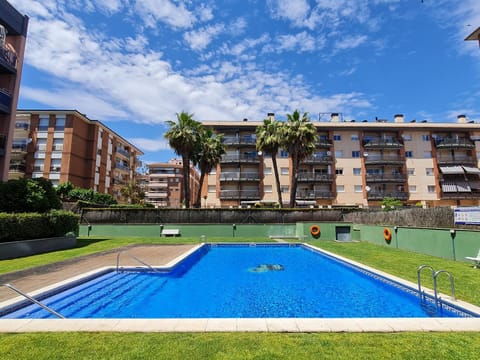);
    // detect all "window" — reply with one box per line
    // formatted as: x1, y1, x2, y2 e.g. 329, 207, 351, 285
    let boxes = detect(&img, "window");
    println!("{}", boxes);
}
33, 159, 44, 172
36, 139, 47, 151
280, 185, 289, 193
280, 167, 289, 175
336, 168, 343, 175
54, 117, 65, 131
353, 168, 361, 175
402, 134, 412, 141
405, 151, 413, 158
354, 185, 362, 193
336, 185, 345, 192
53, 139, 63, 152
409, 185, 417, 193
209, 168, 216, 175
264, 167, 272, 175
422, 134, 430, 141
50, 159, 61, 172
352, 151, 360, 158
407, 168, 415, 176
208, 185, 216, 193
424, 151, 432, 158
279, 150, 288, 158
333, 134, 342, 141
427, 185, 436, 193
351, 134, 359, 141
334, 150, 343, 158
425, 168, 434, 176
264, 185, 272, 193
38, 117, 49, 131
